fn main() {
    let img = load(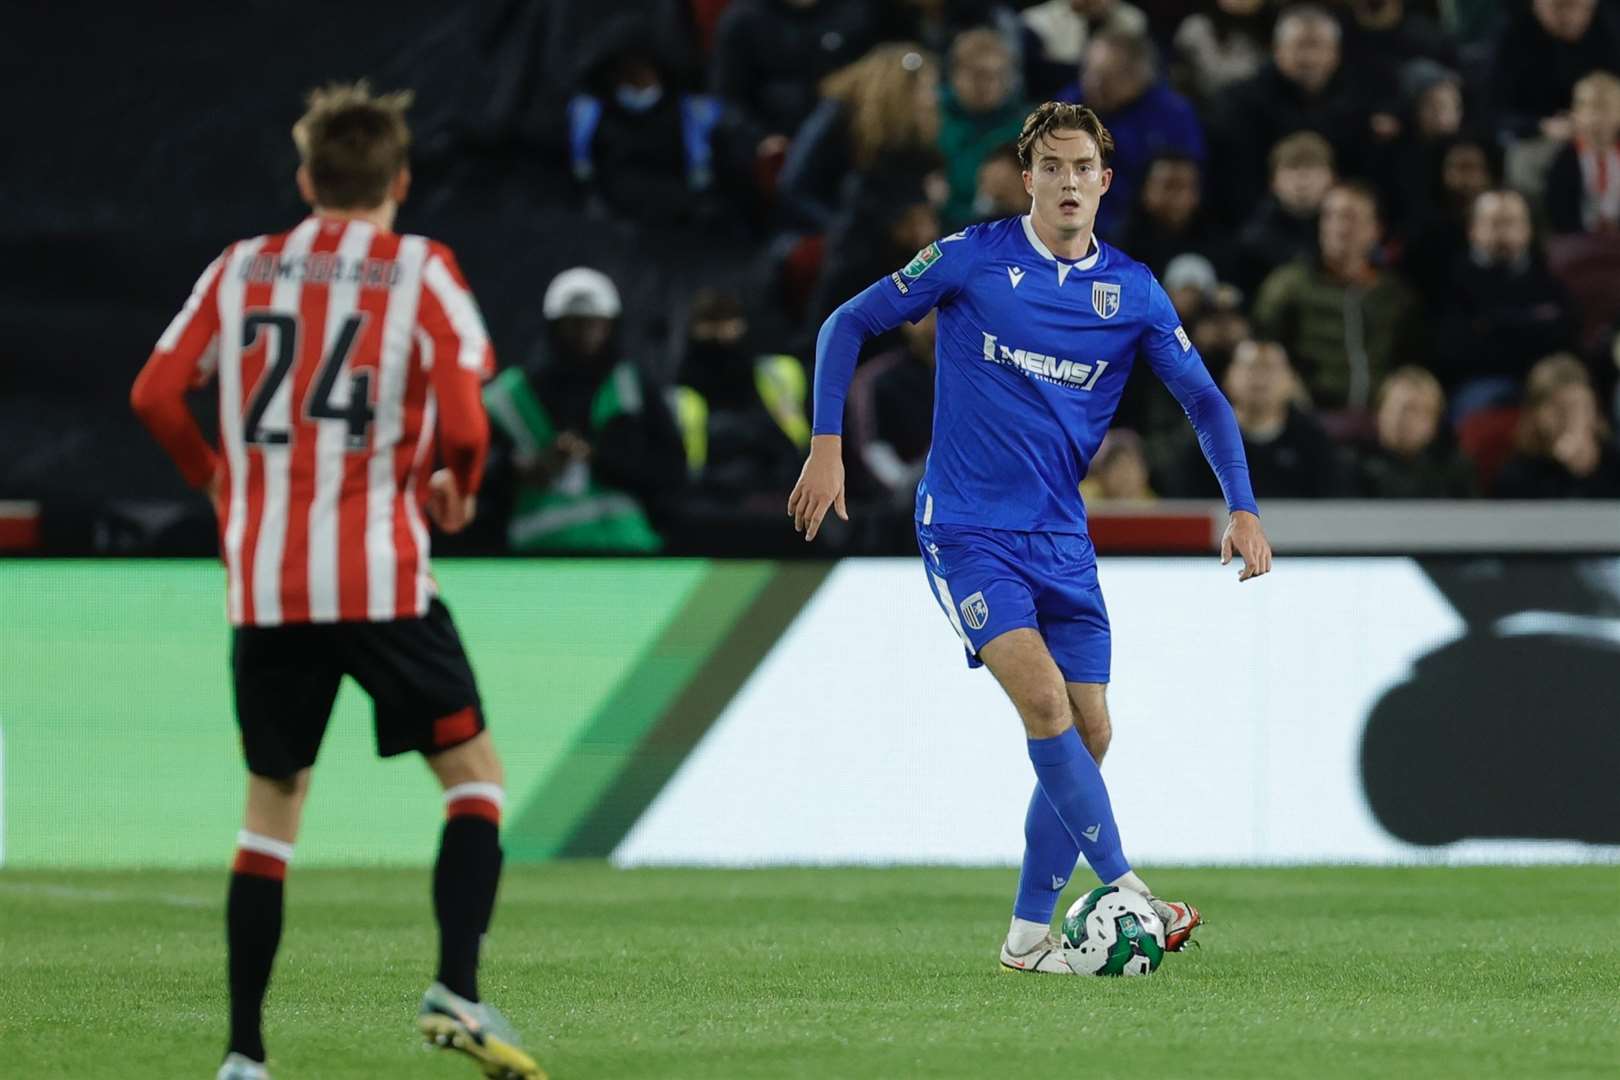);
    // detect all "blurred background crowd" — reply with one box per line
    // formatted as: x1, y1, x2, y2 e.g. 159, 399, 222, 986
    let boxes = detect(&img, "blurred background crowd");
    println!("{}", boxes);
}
5, 0, 1620, 556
